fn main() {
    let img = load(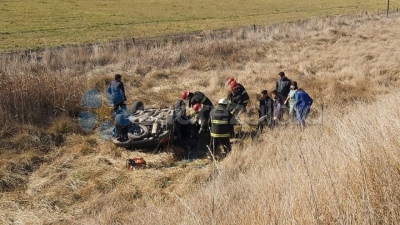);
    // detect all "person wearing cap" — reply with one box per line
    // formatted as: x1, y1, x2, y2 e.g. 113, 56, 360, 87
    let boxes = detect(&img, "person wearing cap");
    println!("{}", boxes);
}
275, 71, 291, 106
107, 74, 127, 112
208, 98, 235, 157
190, 103, 212, 158
258, 90, 274, 131
294, 88, 313, 127
180, 91, 213, 108
228, 81, 250, 115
